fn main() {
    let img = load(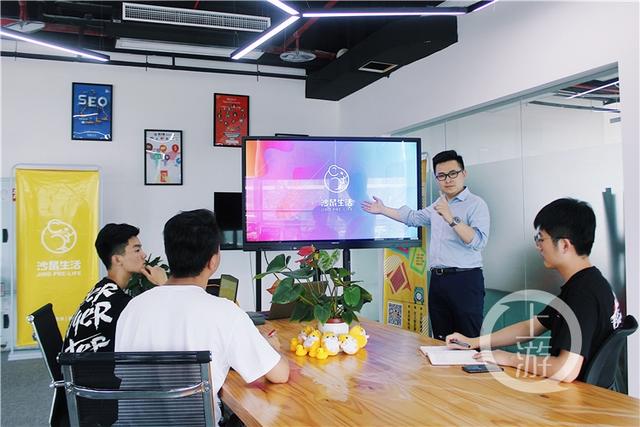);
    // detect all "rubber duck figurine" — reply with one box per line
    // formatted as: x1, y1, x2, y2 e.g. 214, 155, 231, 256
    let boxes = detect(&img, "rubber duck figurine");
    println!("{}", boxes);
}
298, 325, 314, 343
303, 330, 322, 352
339, 334, 360, 355
290, 337, 299, 352
349, 325, 369, 349
316, 347, 329, 360
295, 344, 308, 357
321, 332, 341, 356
